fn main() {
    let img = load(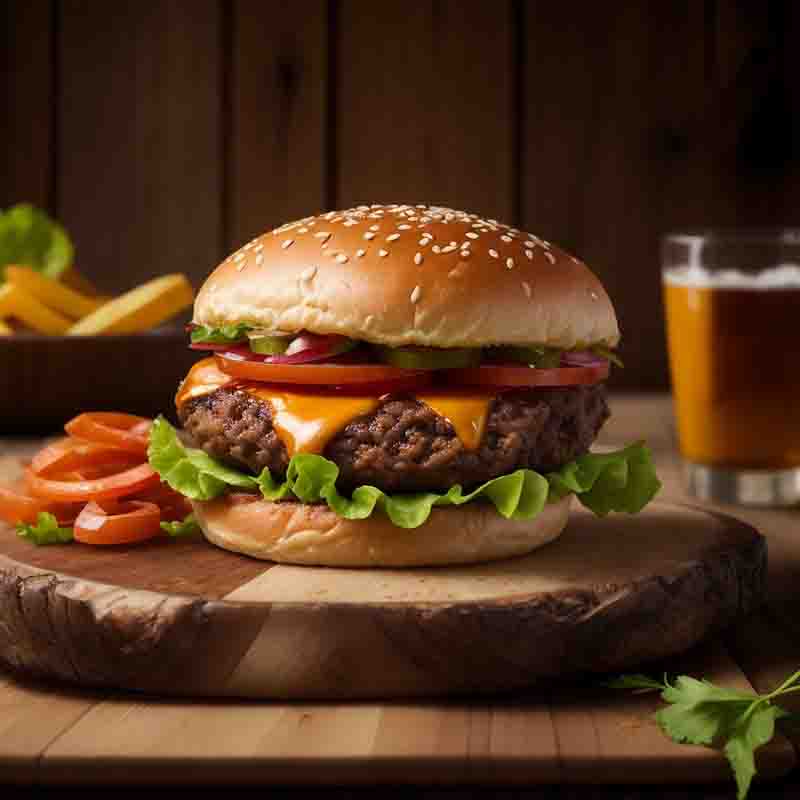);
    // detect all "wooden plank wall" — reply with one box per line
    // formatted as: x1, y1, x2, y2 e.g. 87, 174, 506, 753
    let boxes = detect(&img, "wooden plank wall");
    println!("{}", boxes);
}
2, 0, 798, 389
